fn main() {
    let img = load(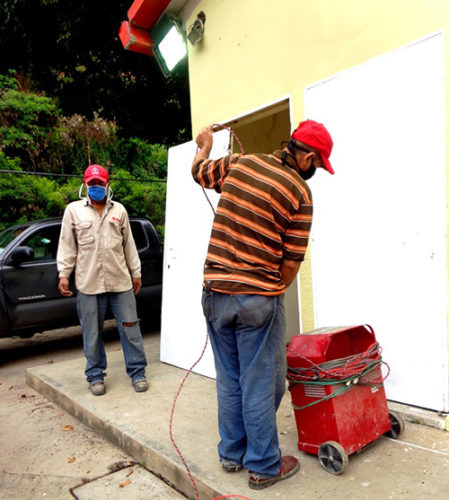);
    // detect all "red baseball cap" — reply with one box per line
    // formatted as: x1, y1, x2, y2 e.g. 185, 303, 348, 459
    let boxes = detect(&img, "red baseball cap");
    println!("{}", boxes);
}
291, 120, 334, 175
84, 164, 109, 183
